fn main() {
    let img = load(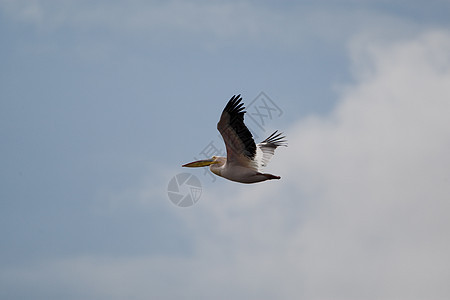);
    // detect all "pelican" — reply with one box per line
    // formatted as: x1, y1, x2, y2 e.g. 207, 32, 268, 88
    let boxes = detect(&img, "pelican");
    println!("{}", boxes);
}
182, 94, 287, 183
